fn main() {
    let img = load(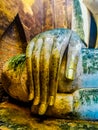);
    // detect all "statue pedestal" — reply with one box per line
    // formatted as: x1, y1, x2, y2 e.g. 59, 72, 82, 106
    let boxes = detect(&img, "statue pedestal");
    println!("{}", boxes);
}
0, 101, 98, 130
